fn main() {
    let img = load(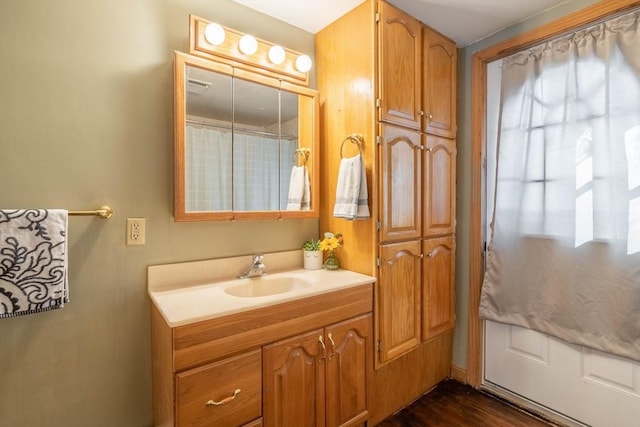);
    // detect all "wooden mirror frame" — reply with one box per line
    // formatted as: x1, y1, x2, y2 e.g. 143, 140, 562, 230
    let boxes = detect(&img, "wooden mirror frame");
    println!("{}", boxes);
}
173, 52, 319, 221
